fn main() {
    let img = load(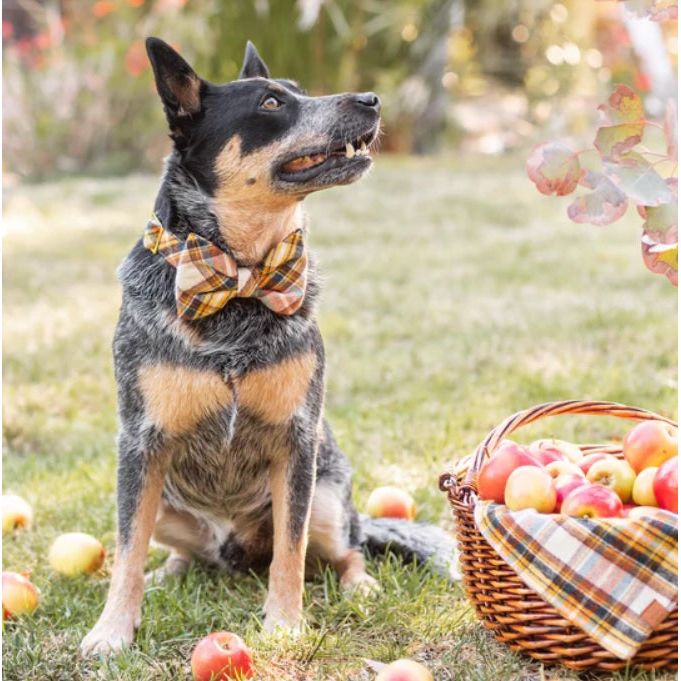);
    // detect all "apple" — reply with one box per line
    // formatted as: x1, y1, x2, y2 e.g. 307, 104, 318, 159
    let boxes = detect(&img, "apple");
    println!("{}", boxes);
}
553, 473, 589, 512
653, 457, 678, 513
478, 441, 541, 503
2, 572, 39, 619
577, 453, 613, 476
621, 503, 636, 517
545, 461, 584, 479
529, 447, 566, 466
48, 532, 105, 576
530, 438, 583, 463
366, 486, 416, 520
561, 484, 623, 518
623, 421, 677, 473
504, 466, 556, 513
191, 631, 254, 681
632, 468, 659, 507
376, 659, 433, 681
2, 495, 33, 534
586, 459, 636, 502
